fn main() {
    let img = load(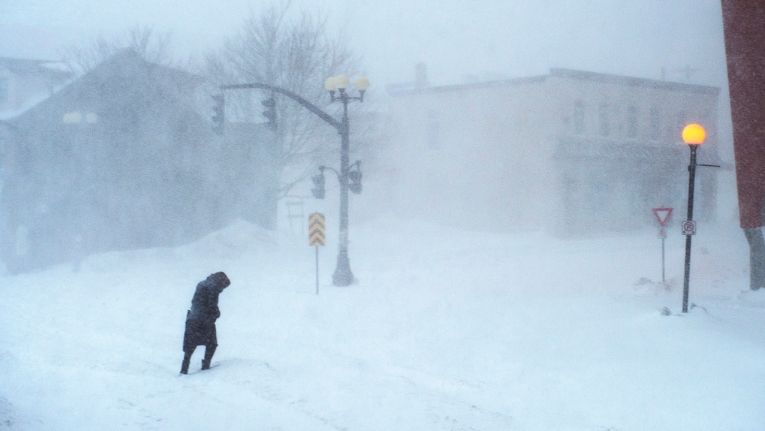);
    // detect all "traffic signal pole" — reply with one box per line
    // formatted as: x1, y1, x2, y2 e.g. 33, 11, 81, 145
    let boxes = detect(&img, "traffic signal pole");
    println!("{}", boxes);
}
220, 82, 358, 286
221, 83, 342, 130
